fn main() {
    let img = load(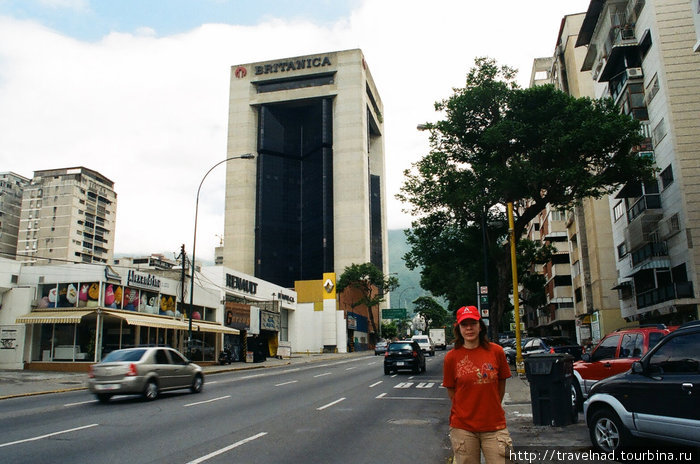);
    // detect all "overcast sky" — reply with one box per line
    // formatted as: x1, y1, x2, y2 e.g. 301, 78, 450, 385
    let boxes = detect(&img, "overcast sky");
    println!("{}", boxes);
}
0, 0, 591, 262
